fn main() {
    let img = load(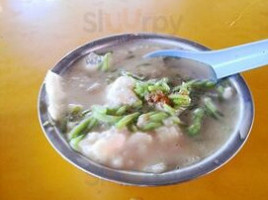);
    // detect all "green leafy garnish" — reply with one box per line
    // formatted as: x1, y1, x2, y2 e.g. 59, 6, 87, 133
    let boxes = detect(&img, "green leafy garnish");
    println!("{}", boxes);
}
203, 97, 222, 119
116, 112, 140, 129
140, 122, 163, 131
162, 104, 176, 115
68, 116, 96, 140
70, 134, 85, 150
98, 52, 112, 72
187, 108, 205, 136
